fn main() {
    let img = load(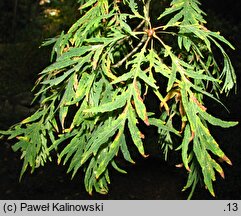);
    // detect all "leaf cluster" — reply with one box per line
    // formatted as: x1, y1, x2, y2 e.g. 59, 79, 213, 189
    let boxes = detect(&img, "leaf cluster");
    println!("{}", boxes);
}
0, 0, 238, 198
